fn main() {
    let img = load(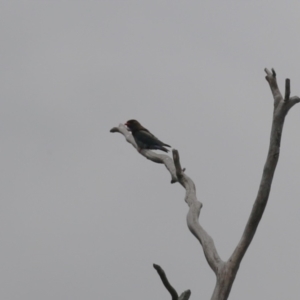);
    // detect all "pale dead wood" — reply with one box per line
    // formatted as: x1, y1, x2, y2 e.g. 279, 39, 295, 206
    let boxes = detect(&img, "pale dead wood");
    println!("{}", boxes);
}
110, 125, 221, 273
173, 149, 223, 273
110, 69, 299, 300
230, 69, 299, 267
214, 69, 300, 300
